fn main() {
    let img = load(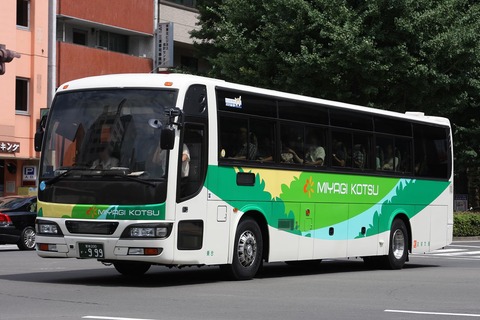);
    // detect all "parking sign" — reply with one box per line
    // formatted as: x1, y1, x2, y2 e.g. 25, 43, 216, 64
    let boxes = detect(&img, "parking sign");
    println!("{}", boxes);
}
23, 166, 37, 181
